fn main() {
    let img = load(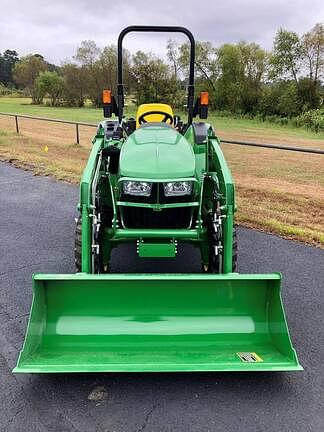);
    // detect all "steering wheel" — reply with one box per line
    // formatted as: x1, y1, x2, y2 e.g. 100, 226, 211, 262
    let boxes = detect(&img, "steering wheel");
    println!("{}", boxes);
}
138, 110, 173, 125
